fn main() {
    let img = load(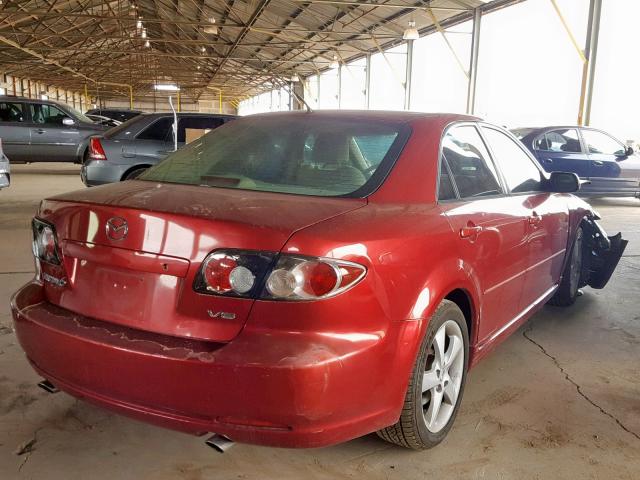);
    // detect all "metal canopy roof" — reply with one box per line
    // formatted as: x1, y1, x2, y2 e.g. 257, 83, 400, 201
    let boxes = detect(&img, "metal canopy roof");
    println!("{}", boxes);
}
0, 0, 522, 104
